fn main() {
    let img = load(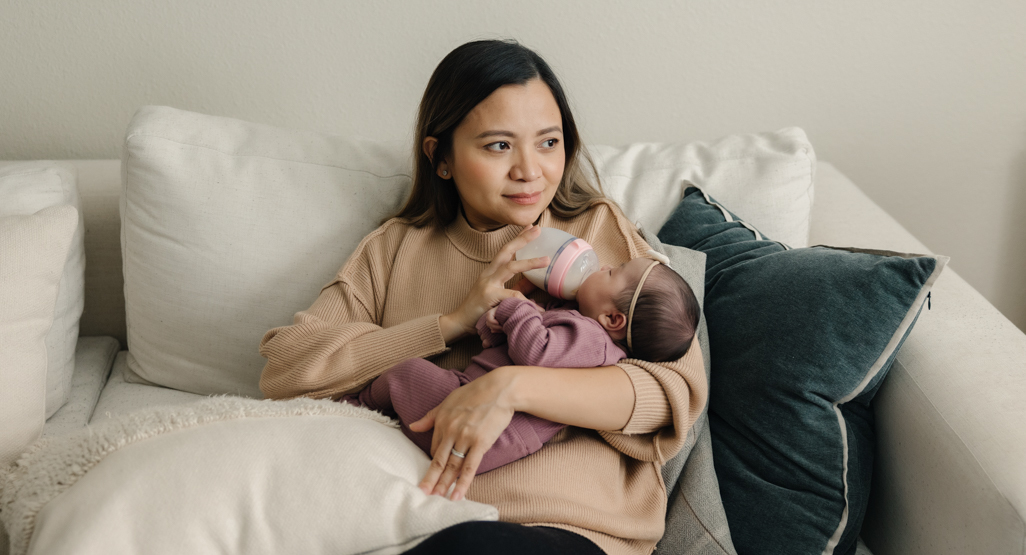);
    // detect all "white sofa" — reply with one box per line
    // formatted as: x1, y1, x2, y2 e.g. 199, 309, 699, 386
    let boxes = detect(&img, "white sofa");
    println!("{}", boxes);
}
1, 110, 1024, 554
